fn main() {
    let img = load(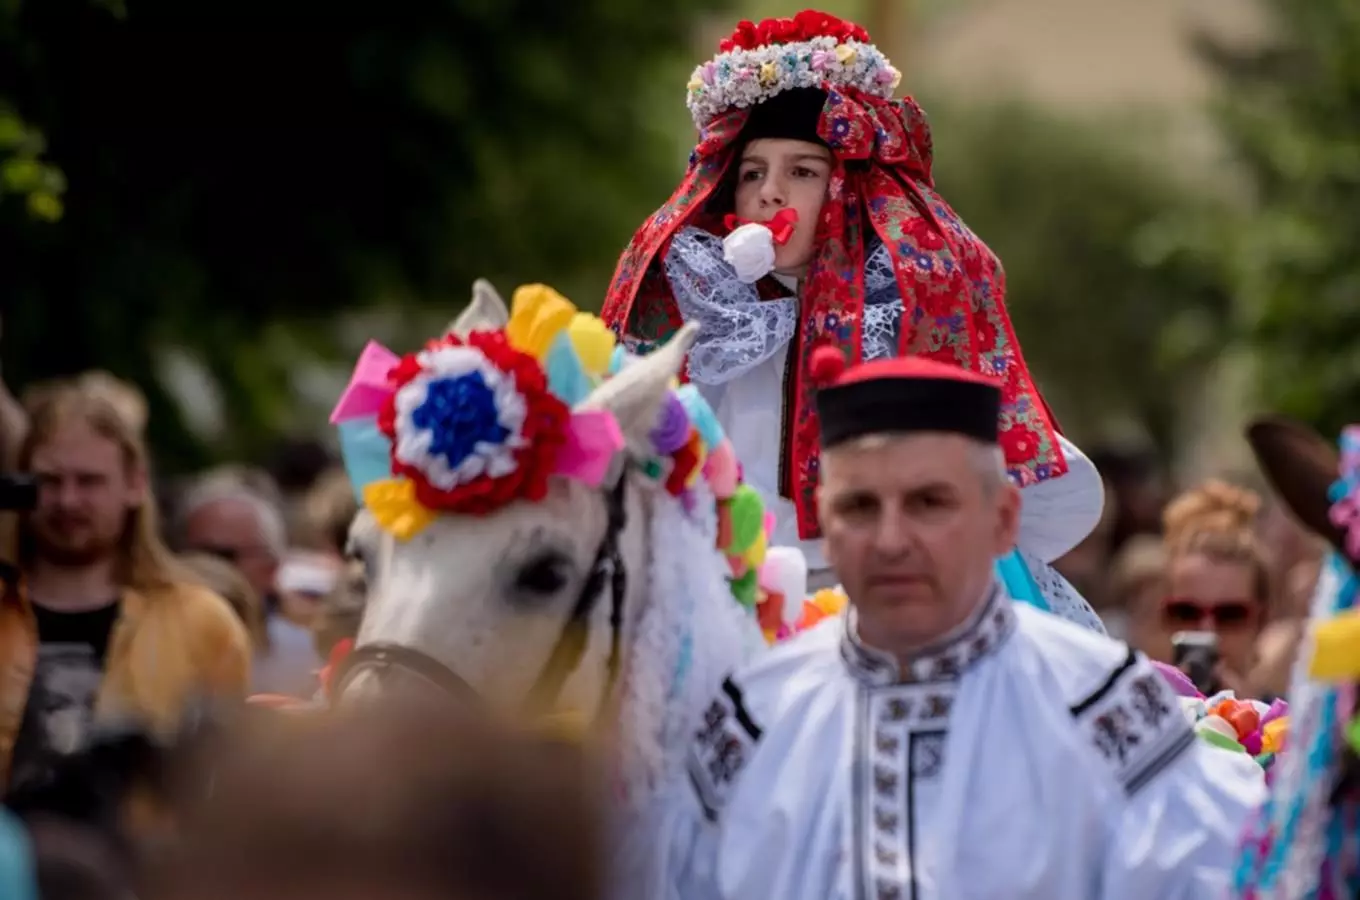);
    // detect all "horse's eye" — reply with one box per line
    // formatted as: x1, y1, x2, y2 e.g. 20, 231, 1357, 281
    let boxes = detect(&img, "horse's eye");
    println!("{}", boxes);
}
344, 556, 368, 588
343, 543, 371, 584
516, 555, 572, 596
